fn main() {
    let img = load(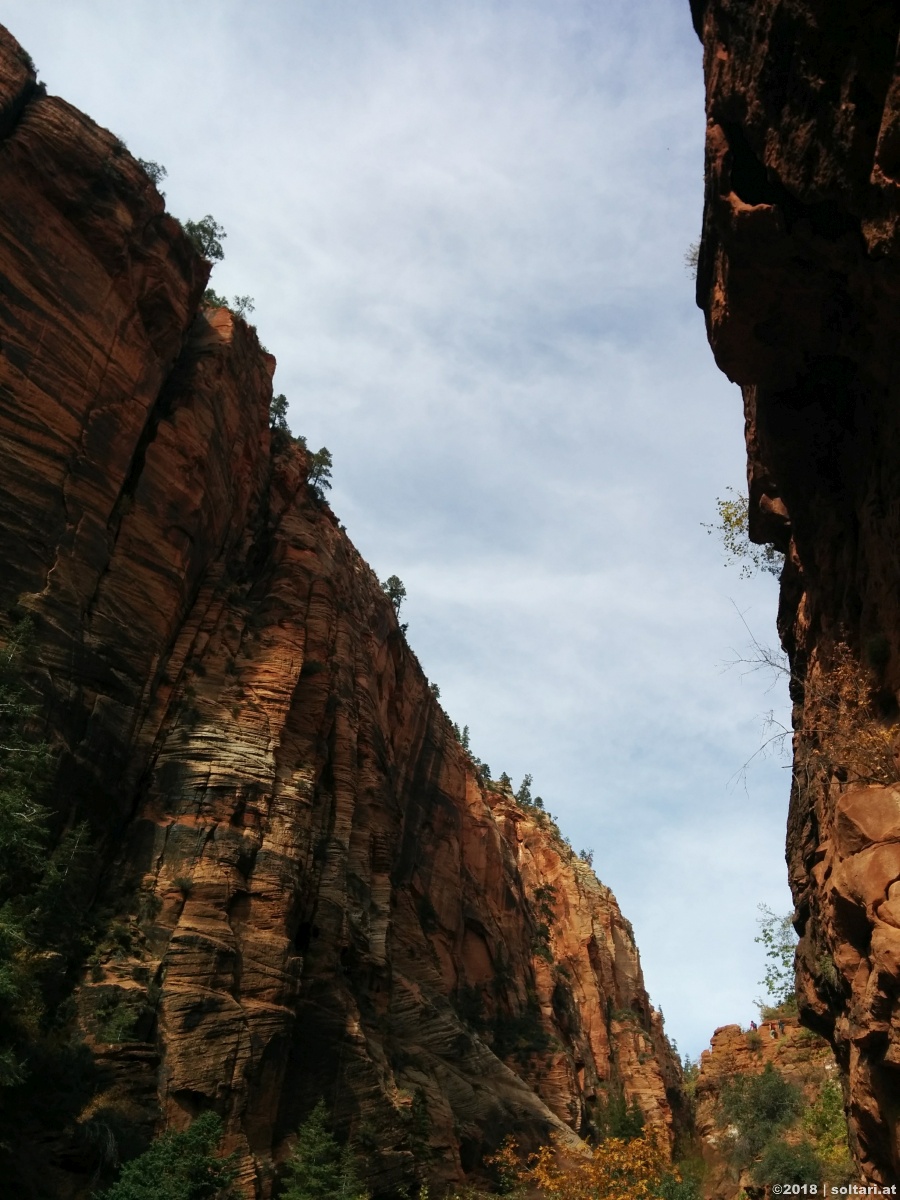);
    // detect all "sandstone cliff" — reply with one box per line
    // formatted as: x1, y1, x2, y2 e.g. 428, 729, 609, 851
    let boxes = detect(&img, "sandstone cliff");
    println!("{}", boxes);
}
0, 24, 681, 1198
693, 0, 900, 1184
695, 1018, 845, 1198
